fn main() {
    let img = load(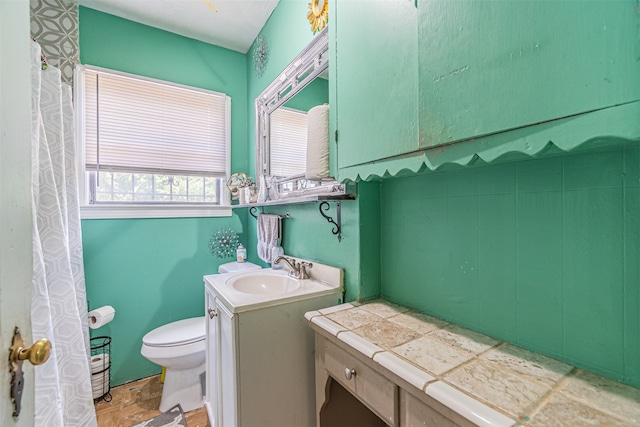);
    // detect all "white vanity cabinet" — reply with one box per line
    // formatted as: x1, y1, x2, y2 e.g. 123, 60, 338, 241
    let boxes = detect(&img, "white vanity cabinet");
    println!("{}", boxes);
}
204, 263, 343, 427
